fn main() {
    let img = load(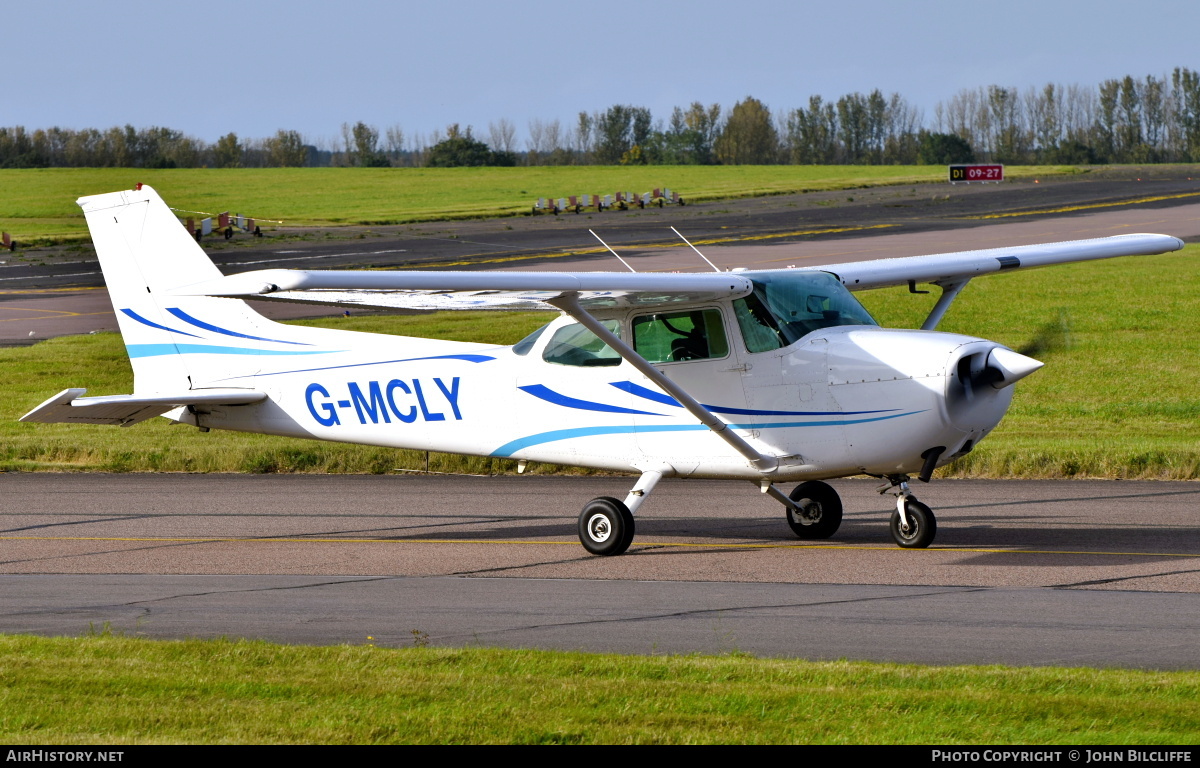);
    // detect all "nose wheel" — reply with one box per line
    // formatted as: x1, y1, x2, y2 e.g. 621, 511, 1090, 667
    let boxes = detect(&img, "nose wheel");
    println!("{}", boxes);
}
890, 497, 937, 548
881, 476, 937, 548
